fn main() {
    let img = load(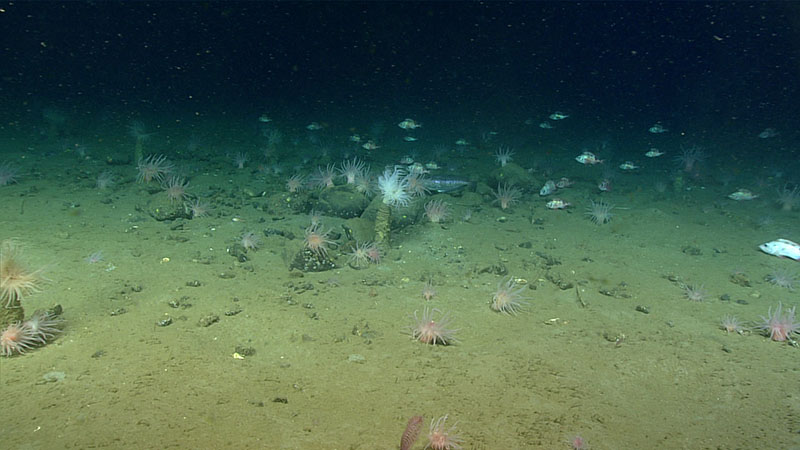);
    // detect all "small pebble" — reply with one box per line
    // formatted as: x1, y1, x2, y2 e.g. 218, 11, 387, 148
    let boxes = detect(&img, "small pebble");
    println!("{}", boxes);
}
41, 371, 66, 383
347, 354, 366, 363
